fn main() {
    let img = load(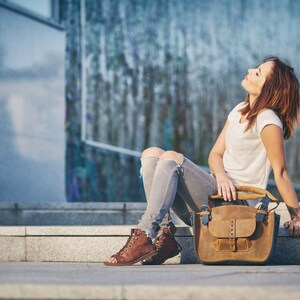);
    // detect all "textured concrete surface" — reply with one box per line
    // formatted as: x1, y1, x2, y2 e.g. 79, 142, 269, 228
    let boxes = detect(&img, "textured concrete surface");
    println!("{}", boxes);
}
0, 226, 25, 236
0, 202, 148, 226
0, 223, 299, 264
0, 262, 299, 300
2, 201, 289, 226
0, 237, 25, 262
0, 202, 187, 226
0, 202, 290, 227
0, 204, 299, 264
